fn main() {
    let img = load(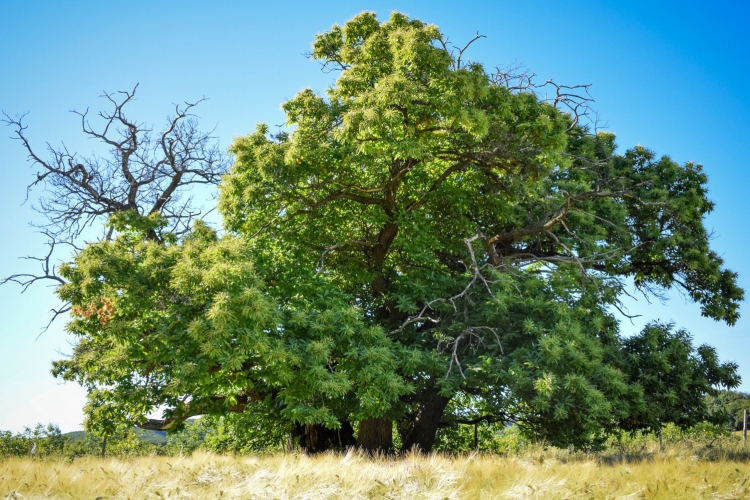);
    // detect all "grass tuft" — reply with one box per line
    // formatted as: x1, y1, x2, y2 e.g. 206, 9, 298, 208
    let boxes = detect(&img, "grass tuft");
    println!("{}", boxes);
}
2, 442, 750, 498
